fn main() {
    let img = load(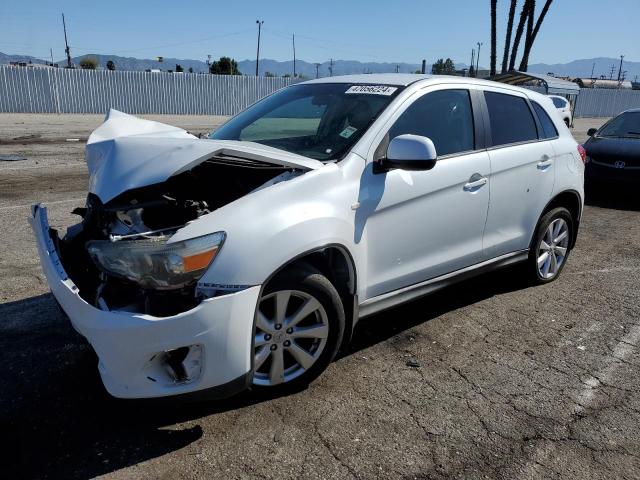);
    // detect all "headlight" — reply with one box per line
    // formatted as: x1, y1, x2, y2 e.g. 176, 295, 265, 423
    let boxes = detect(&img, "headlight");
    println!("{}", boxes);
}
87, 232, 225, 290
